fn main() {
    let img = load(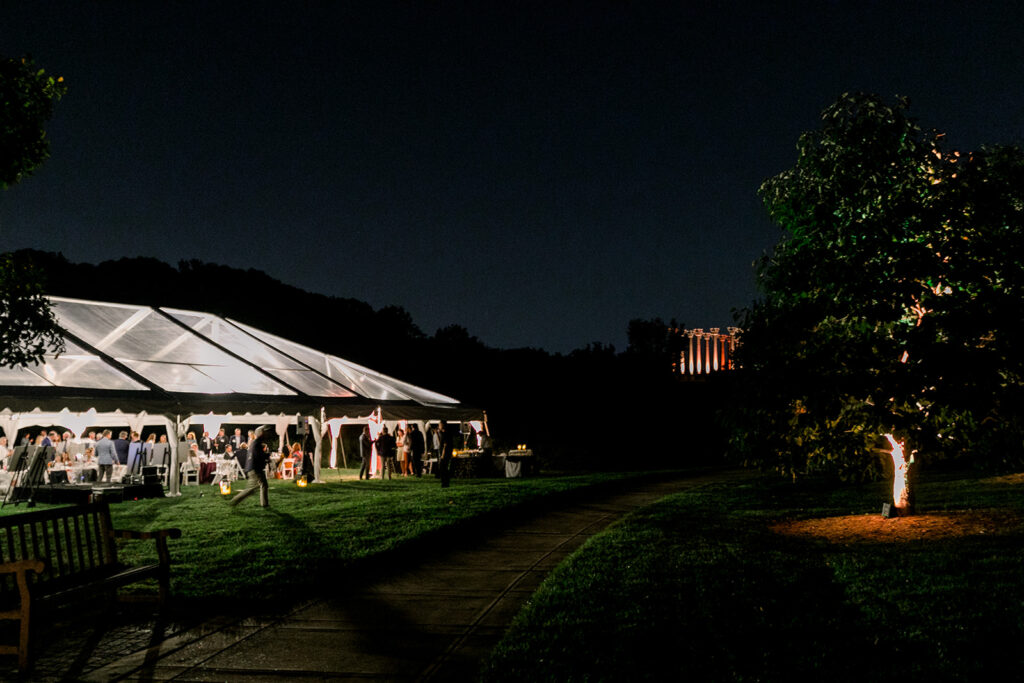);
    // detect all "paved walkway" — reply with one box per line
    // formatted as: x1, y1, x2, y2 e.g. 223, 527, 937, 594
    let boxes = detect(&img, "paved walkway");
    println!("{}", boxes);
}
21, 471, 743, 682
